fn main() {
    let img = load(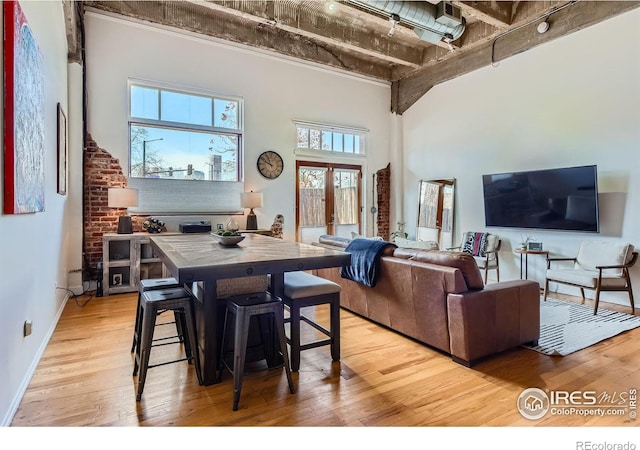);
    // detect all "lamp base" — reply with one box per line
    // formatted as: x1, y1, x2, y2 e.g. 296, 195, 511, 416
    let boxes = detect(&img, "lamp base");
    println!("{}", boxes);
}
246, 212, 258, 230
117, 216, 133, 234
